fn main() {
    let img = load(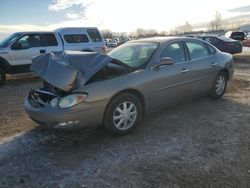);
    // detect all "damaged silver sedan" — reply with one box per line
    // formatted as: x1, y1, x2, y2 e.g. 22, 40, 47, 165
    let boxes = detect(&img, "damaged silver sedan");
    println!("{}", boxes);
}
25, 37, 234, 135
